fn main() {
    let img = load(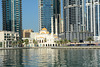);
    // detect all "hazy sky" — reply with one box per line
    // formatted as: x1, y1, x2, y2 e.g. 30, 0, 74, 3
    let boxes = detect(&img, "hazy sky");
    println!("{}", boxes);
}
0, 0, 63, 32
